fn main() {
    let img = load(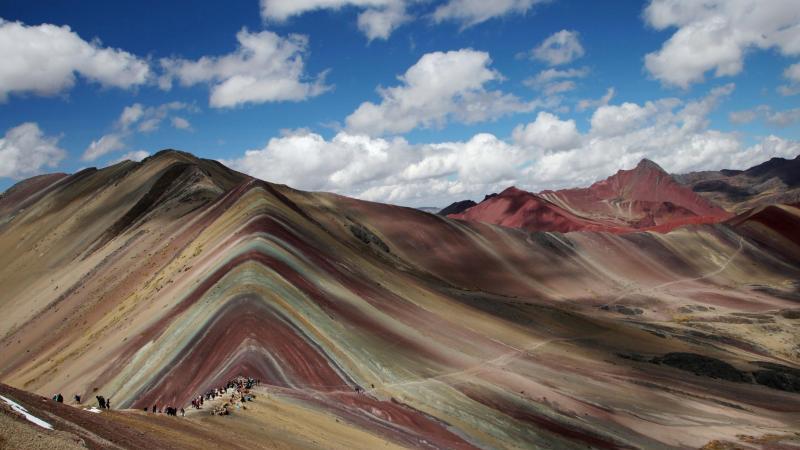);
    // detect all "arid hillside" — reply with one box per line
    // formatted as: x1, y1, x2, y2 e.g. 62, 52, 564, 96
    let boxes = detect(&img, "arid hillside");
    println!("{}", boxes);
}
1, 150, 799, 449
